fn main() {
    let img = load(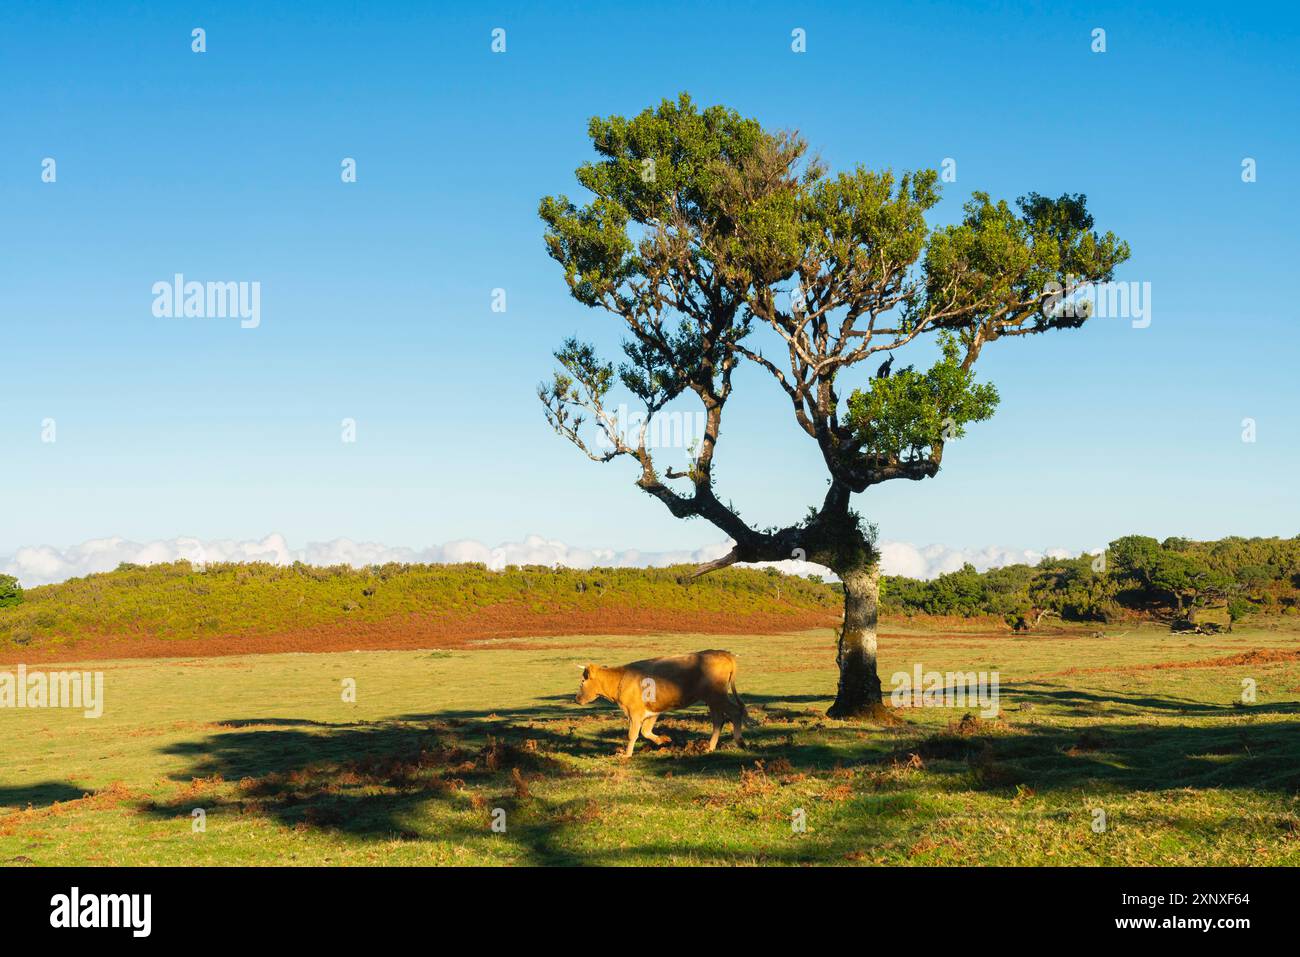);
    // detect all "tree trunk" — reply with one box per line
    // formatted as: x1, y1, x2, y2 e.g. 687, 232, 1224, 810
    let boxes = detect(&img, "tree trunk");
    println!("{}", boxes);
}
827, 562, 884, 718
